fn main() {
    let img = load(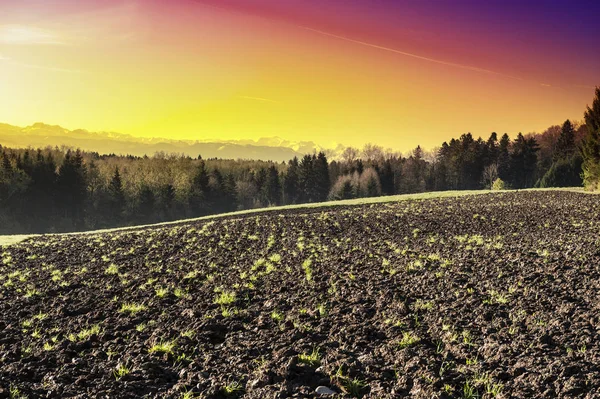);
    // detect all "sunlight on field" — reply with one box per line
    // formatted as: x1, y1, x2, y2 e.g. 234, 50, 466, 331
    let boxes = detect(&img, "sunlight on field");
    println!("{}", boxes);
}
0, 188, 591, 247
